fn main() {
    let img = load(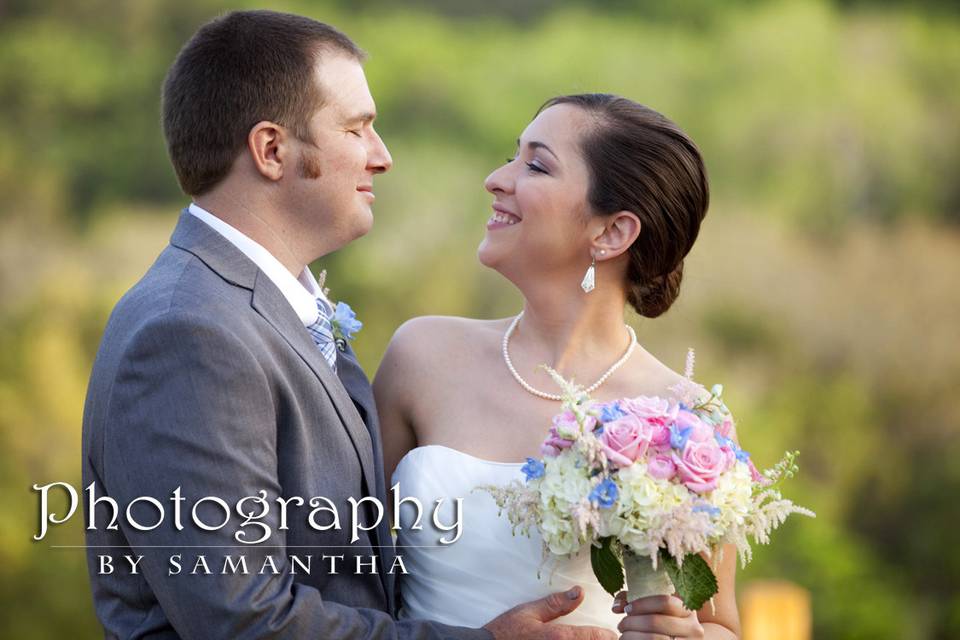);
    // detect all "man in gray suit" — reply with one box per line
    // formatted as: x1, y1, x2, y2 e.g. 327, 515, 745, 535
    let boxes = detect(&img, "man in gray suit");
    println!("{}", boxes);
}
81, 10, 611, 640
